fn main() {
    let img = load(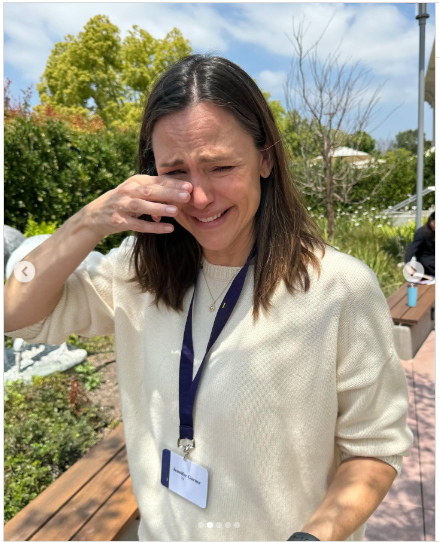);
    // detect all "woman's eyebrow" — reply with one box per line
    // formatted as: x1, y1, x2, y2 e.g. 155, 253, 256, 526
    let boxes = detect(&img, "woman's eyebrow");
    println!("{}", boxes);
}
159, 154, 233, 168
